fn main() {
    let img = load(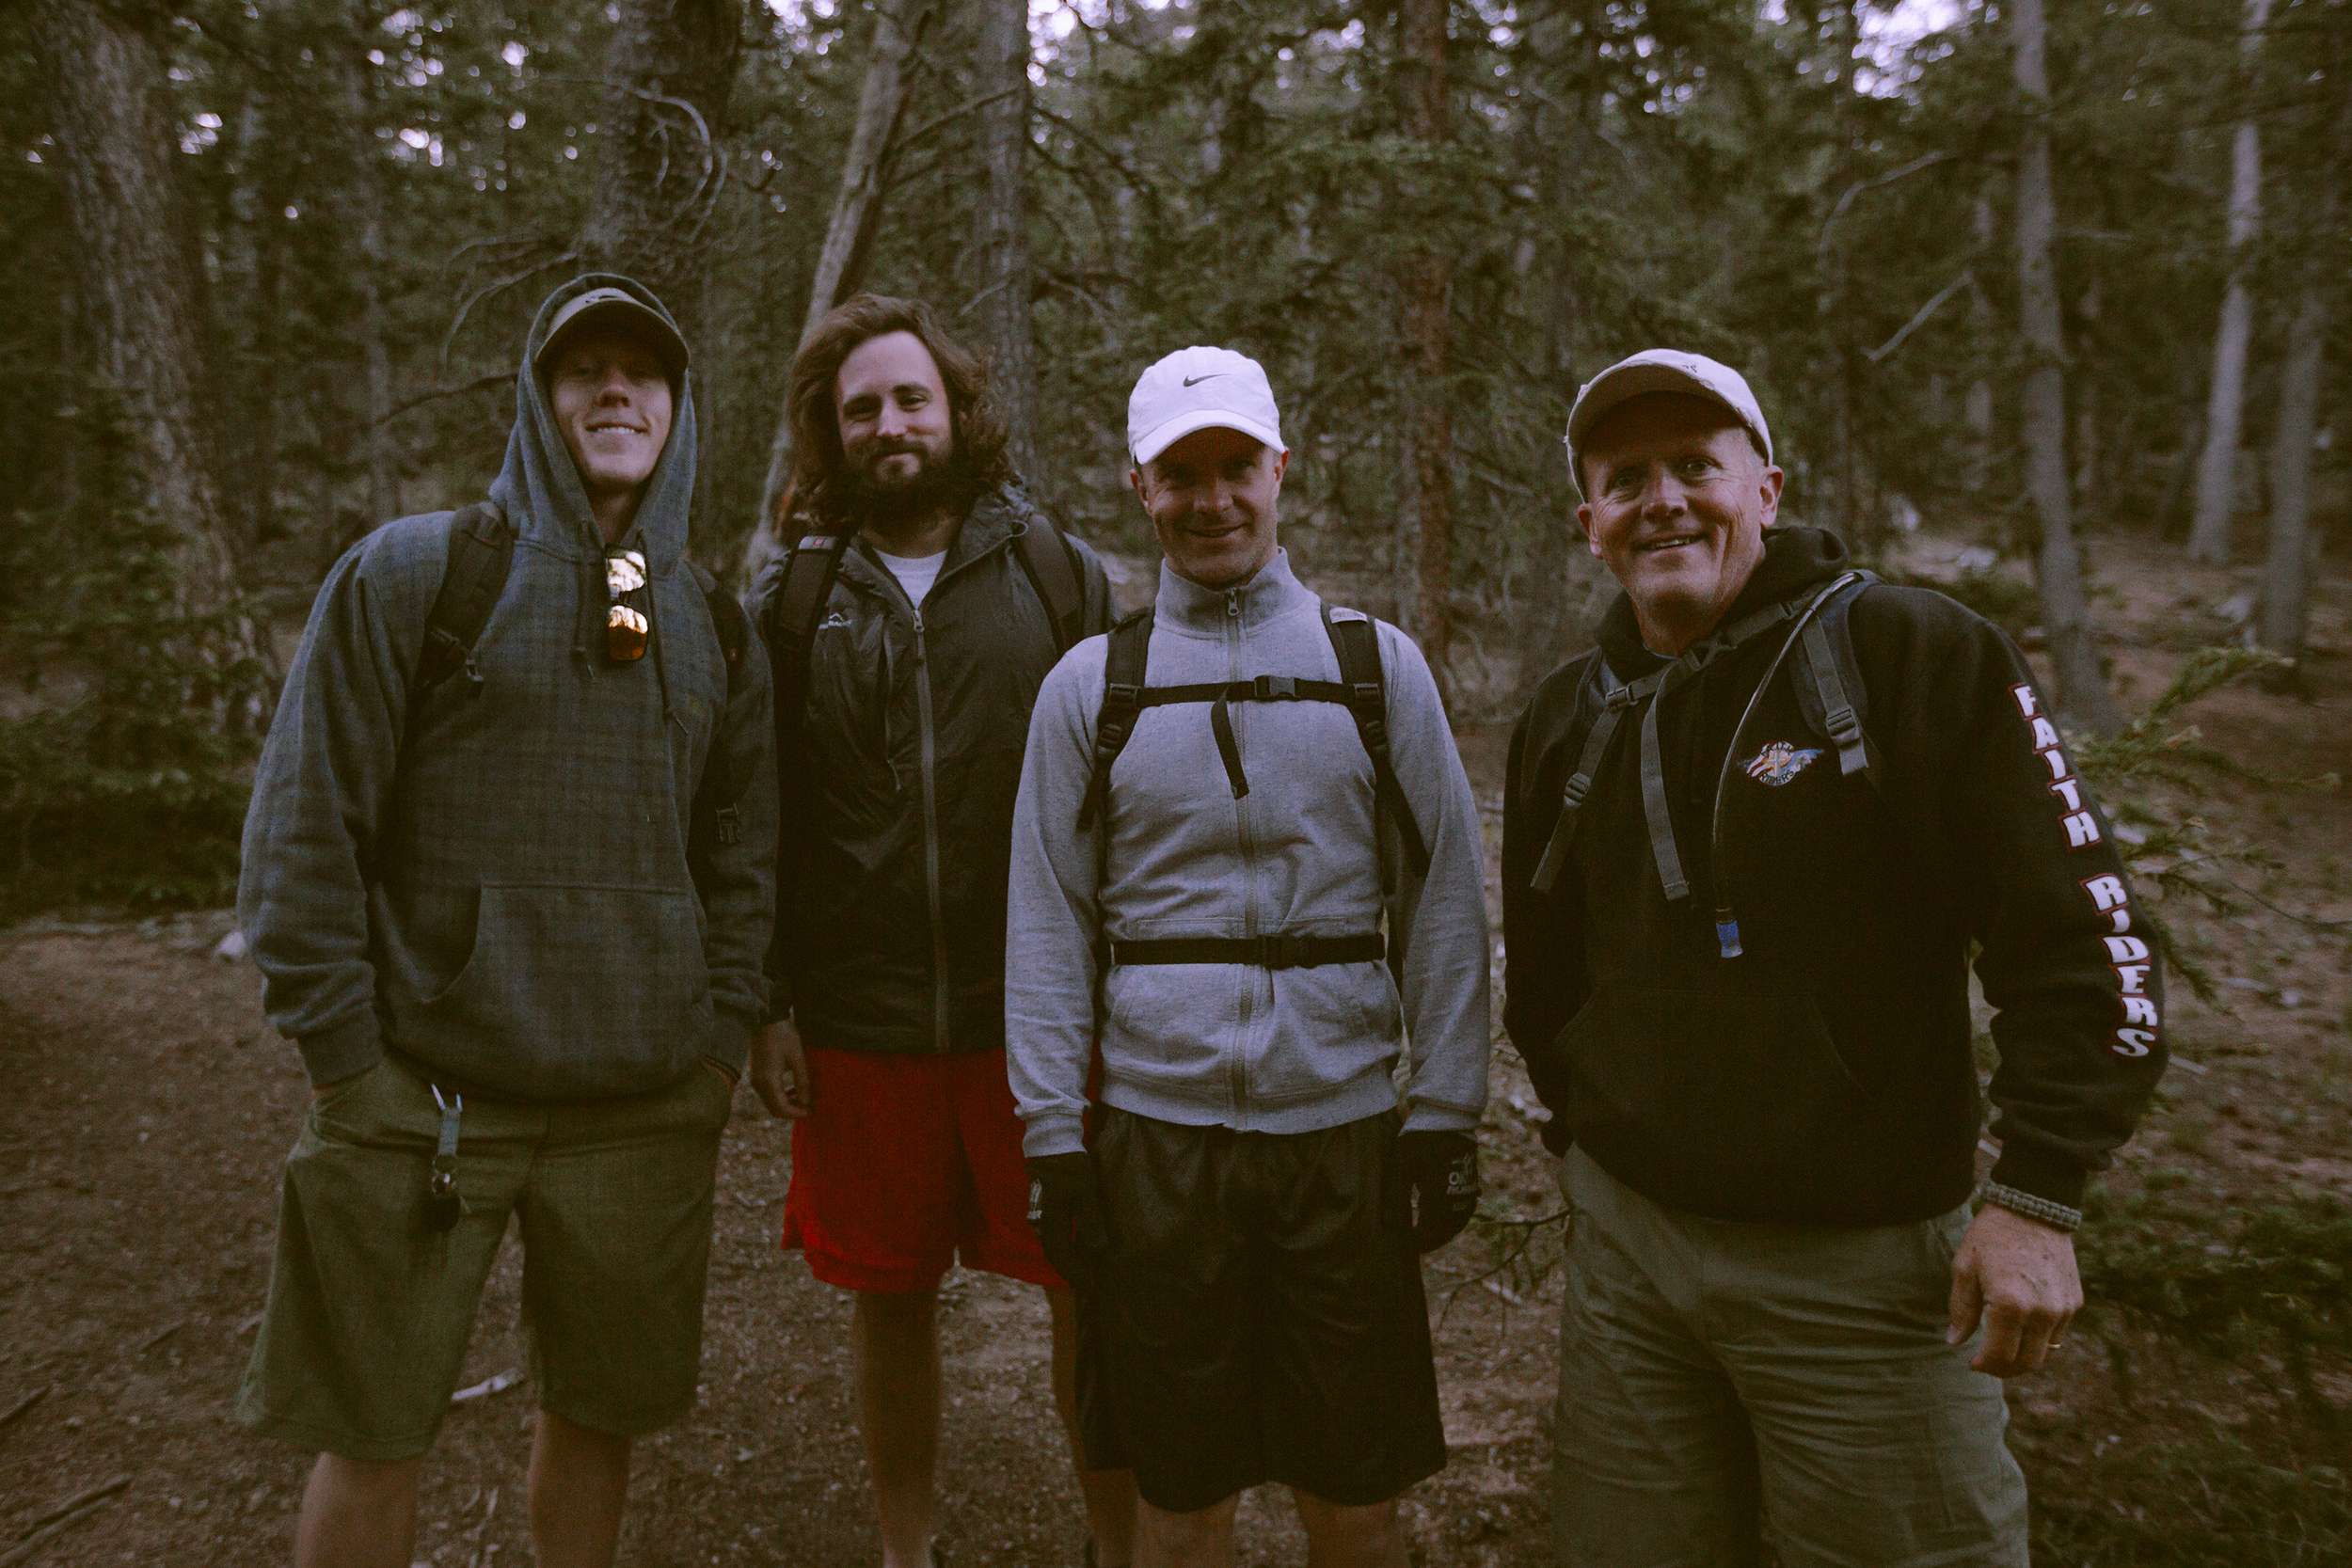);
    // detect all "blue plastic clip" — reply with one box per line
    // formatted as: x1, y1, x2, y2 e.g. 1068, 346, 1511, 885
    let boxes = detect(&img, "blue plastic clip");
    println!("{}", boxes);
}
1715, 918, 1742, 959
